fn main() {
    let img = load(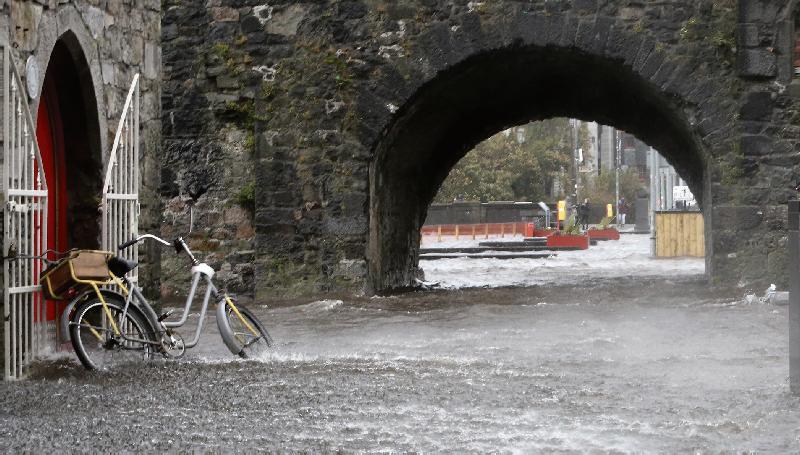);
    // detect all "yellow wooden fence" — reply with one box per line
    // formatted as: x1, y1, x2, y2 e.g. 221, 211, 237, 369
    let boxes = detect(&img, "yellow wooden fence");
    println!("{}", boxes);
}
655, 211, 705, 257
